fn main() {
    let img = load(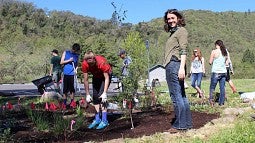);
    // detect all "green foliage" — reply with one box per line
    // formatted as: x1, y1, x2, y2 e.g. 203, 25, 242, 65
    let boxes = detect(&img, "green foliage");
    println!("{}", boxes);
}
236, 62, 255, 79
74, 116, 85, 130
123, 31, 148, 87
54, 116, 84, 138
75, 105, 83, 117
139, 94, 152, 109
156, 93, 171, 106
242, 49, 255, 63
27, 110, 50, 131
52, 114, 70, 134
25, 108, 85, 135
0, 0, 255, 83
117, 31, 148, 98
